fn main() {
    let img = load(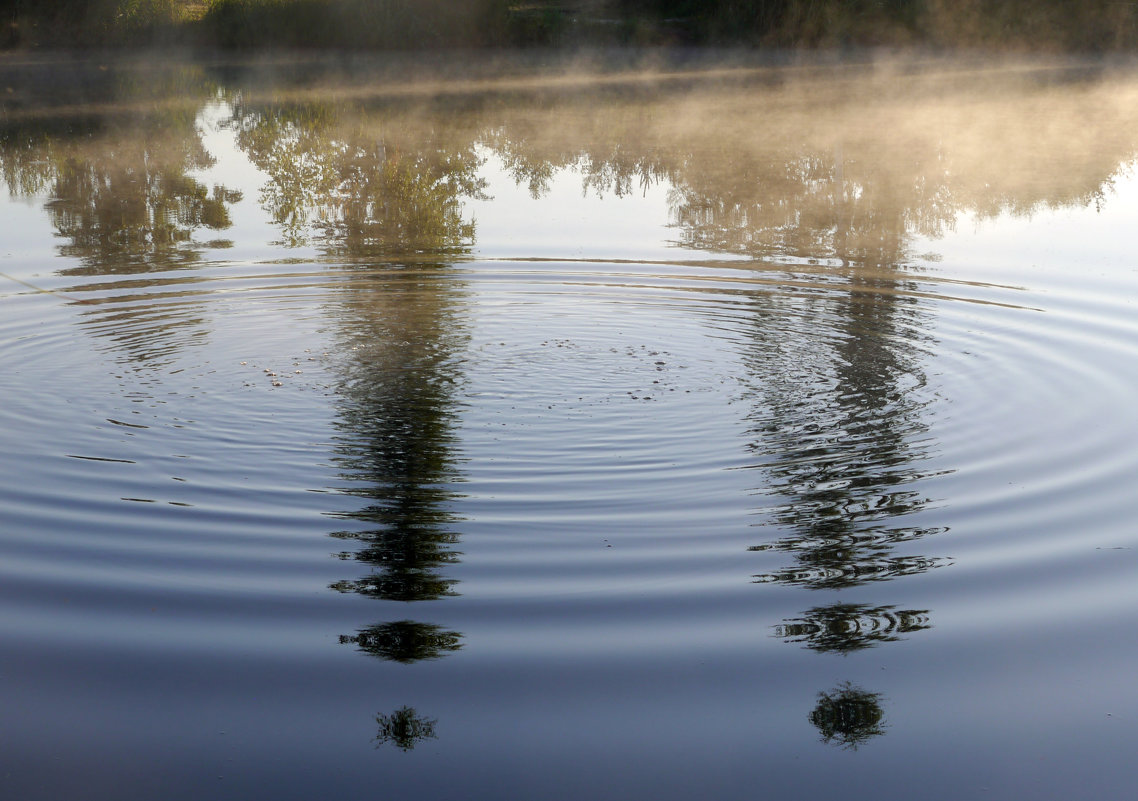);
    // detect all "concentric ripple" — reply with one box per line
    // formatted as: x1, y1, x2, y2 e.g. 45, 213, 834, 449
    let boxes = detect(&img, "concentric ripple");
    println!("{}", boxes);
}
4, 248, 1136, 654
4, 56, 1138, 800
